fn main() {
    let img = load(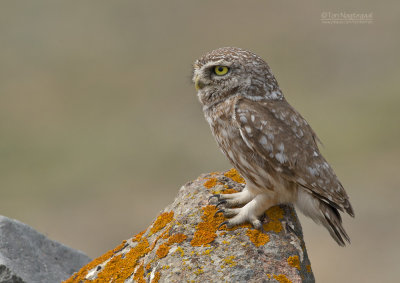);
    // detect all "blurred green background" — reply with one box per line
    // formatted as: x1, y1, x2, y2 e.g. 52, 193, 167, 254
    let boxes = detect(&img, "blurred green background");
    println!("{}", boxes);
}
1, 1, 399, 282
